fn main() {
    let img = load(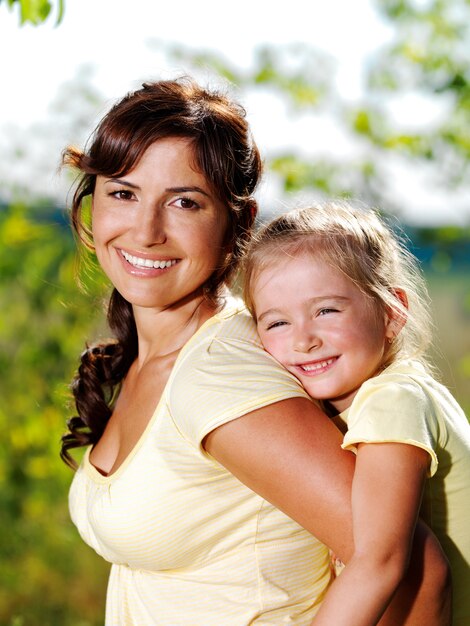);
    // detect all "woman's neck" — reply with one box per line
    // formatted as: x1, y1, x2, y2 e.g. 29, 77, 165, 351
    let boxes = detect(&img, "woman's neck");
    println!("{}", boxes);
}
132, 295, 219, 367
